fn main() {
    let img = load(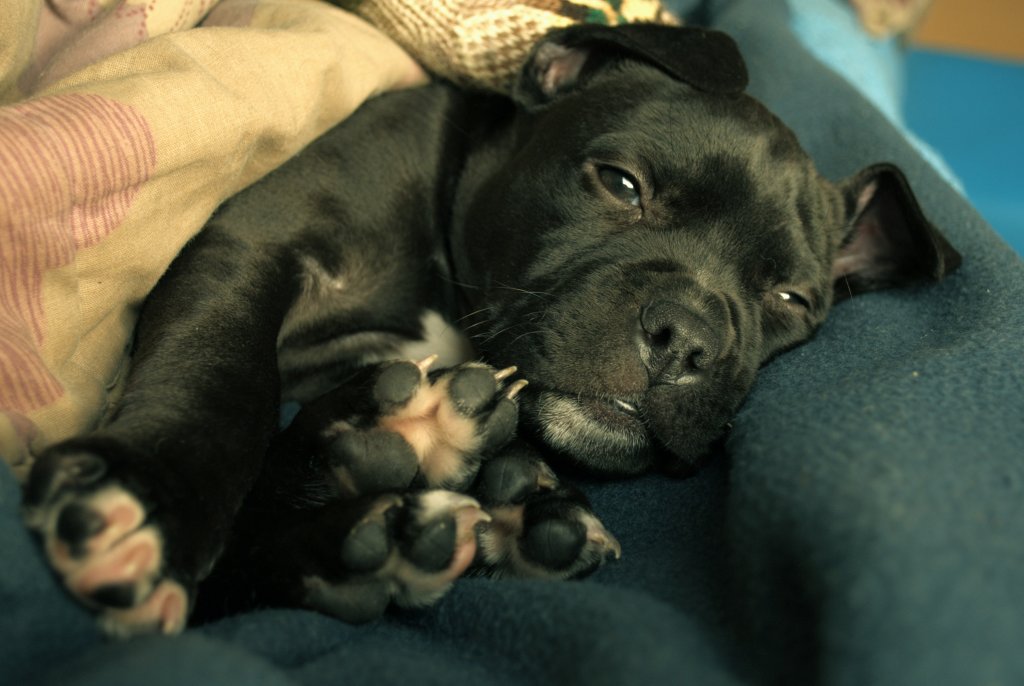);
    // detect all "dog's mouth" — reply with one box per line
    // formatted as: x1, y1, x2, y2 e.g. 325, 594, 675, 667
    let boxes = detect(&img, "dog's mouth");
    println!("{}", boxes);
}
519, 388, 654, 474
533, 388, 645, 427
572, 394, 642, 427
